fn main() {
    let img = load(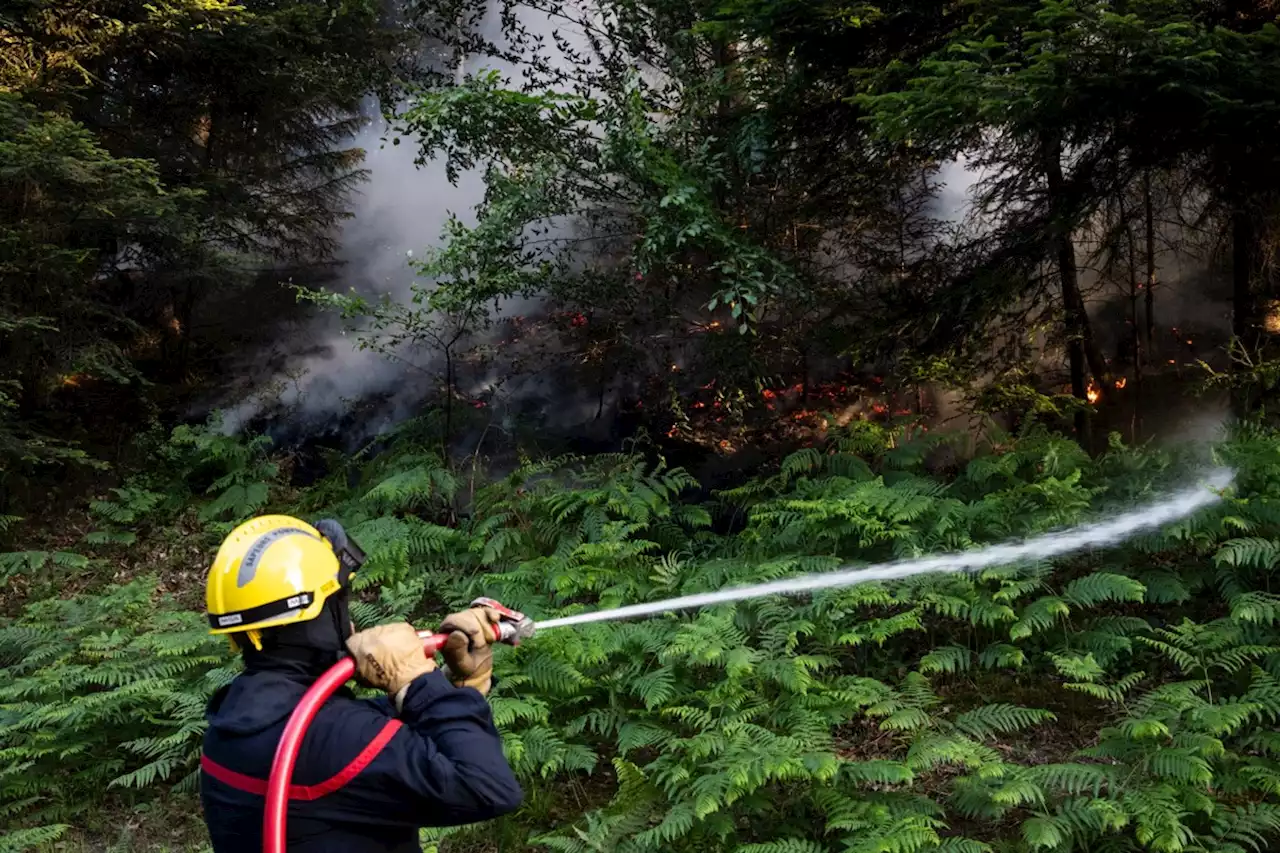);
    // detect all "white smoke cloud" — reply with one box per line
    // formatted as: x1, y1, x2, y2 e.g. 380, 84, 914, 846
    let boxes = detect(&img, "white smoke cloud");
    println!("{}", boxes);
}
930, 154, 984, 225
216, 139, 490, 436
215, 0, 592, 438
